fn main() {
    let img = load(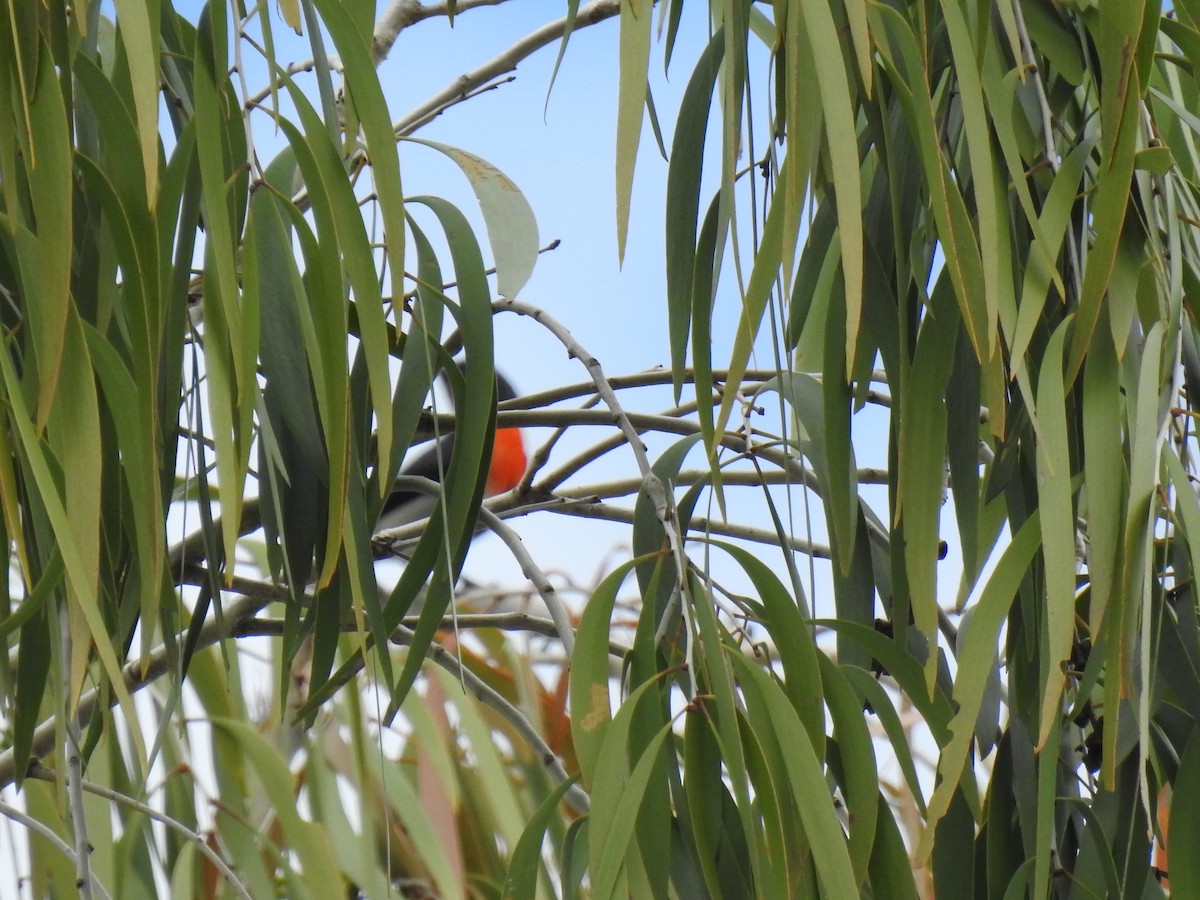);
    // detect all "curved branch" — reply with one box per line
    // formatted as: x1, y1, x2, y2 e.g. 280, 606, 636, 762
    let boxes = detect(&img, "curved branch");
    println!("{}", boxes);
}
27, 763, 252, 900
506, 367, 786, 410
393, 0, 622, 135
373, 0, 514, 64
553, 466, 888, 501
535, 497, 834, 559
0, 799, 112, 899
240, 611, 629, 657
476, 506, 576, 655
